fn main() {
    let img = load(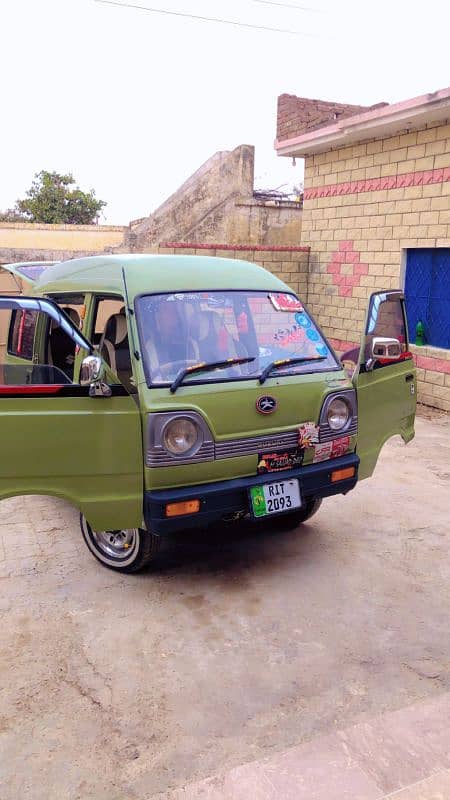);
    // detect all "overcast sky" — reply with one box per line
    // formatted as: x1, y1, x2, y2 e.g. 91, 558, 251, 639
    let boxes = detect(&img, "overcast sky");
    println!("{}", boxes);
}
1, 0, 449, 224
